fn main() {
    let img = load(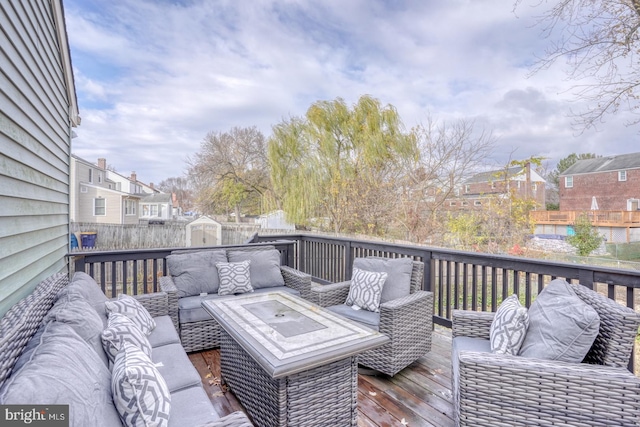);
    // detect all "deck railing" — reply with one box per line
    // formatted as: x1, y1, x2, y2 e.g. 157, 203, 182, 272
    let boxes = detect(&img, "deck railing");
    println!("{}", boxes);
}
532, 210, 640, 225
69, 233, 639, 371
